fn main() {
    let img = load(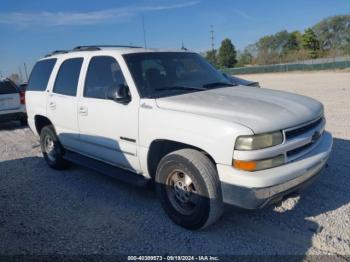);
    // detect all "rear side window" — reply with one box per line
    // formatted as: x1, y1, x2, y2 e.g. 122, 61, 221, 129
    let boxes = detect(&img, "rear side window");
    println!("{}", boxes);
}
27, 59, 56, 91
84, 56, 126, 99
53, 58, 83, 96
0, 80, 17, 94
